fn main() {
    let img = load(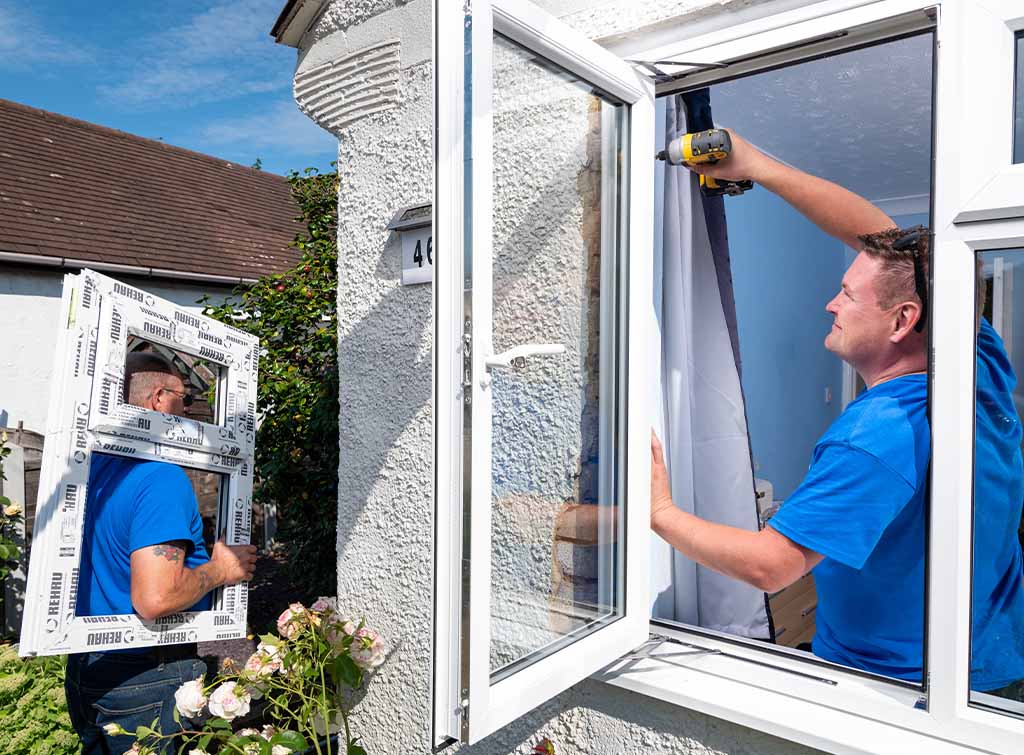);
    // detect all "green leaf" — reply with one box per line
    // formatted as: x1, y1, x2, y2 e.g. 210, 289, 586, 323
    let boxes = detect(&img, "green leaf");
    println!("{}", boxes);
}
270, 730, 308, 751
135, 725, 153, 738
348, 740, 368, 755
227, 733, 266, 753
172, 705, 180, 725
198, 733, 213, 750
208, 716, 232, 731
0, 496, 9, 507
333, 654, 362, 689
